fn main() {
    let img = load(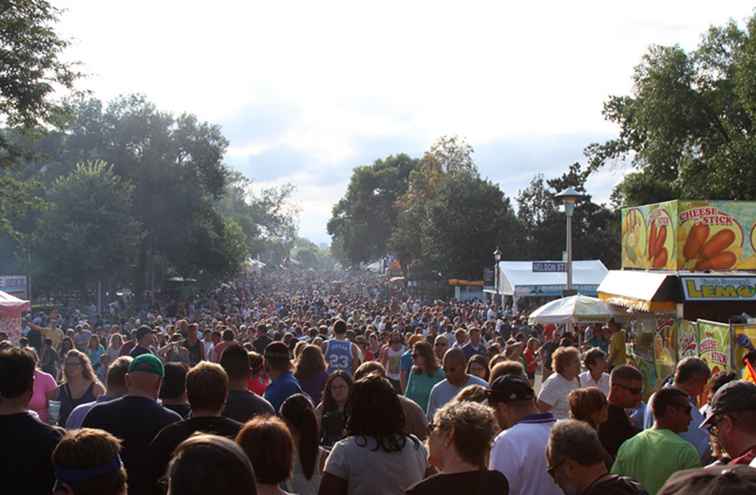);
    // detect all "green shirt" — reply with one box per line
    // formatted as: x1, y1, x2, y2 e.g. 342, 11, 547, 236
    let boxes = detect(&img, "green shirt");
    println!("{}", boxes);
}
611, 428, 701, 495
405, 368, 445, 413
